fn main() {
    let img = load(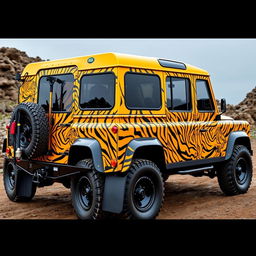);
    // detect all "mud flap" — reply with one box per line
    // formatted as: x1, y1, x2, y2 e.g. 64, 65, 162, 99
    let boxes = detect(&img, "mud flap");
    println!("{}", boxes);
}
16, 169, 34, 198
102, 175, 127, 214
